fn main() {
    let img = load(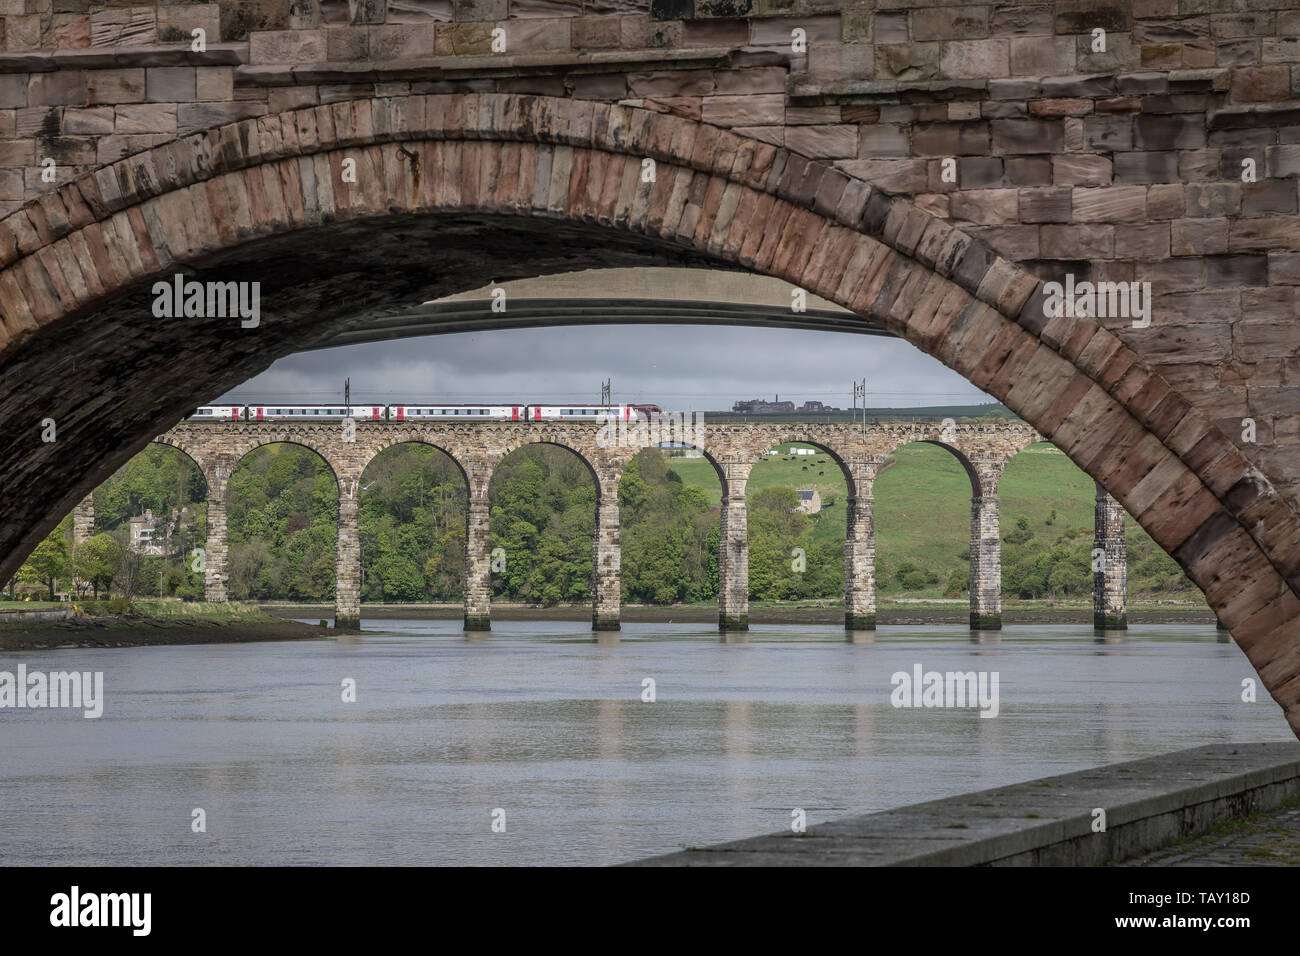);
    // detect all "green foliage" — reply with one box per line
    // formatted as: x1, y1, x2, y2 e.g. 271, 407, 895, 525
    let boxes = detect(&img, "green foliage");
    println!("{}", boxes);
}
76, 533, 124, 599
17, 525, 68, 600
228, 444, 338, 601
